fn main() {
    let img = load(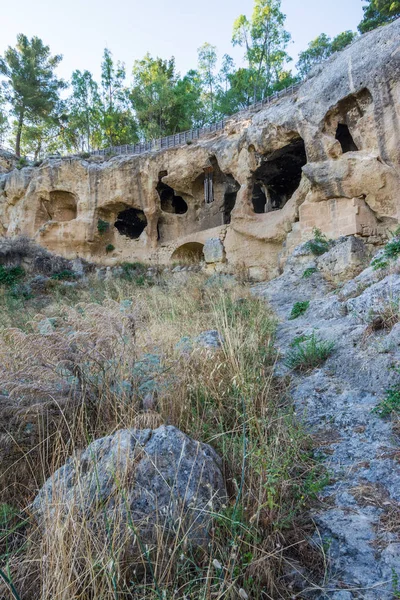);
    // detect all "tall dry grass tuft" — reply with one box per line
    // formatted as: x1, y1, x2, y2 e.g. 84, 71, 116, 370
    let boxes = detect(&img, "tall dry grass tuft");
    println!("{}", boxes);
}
0, 272, 325, 599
